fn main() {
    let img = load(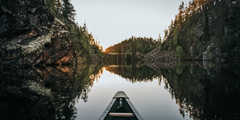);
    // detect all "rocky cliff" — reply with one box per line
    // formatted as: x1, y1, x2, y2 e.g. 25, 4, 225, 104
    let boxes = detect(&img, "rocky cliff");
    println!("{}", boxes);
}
146, 0, 240, 64
0, 0, 74, 67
